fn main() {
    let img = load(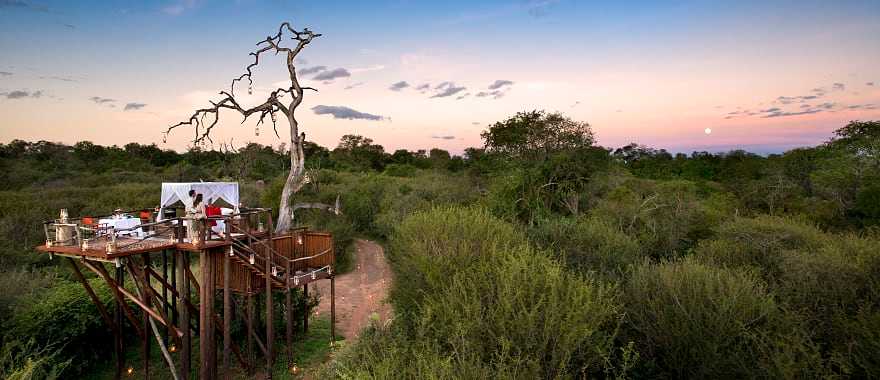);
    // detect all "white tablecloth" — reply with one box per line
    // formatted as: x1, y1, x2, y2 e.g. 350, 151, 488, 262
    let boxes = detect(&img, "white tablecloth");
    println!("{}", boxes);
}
98, 217, 143, 237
